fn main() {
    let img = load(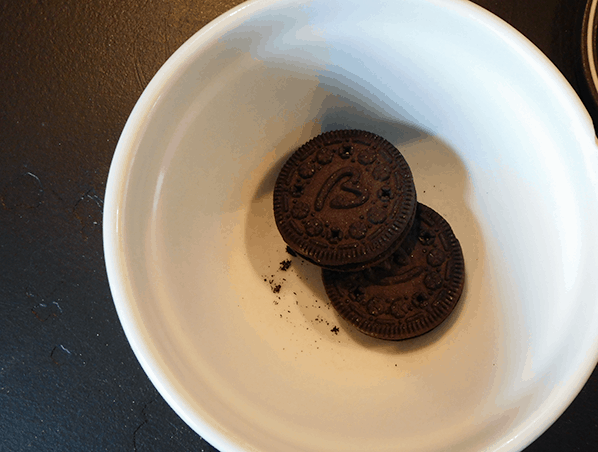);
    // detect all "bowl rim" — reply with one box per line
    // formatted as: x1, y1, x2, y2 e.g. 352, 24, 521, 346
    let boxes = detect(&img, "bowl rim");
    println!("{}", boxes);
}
582, 0, 598, 107
103, 1, 598, 451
